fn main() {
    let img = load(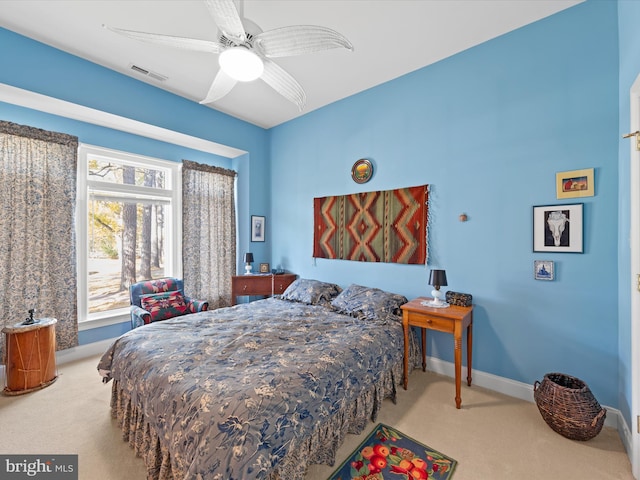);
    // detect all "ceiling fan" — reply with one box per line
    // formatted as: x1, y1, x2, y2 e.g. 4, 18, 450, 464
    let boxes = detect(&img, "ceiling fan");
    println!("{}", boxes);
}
105, 0, 353, 111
